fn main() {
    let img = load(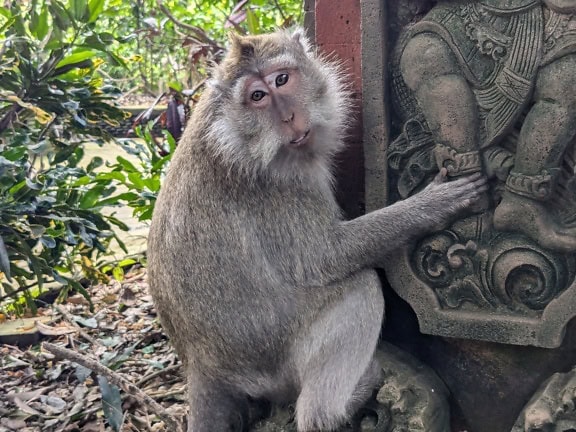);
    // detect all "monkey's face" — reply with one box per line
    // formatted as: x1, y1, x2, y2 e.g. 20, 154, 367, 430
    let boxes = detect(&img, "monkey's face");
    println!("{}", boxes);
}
207, 29, 350, 184
244, 68, 311, 149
